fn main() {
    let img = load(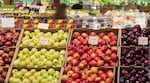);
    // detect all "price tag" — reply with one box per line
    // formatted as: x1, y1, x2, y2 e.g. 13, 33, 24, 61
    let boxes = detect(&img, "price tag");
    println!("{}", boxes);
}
1, 18, 14, 28
19, 7, 24, 10
38, 23, 49, 30
40, 38, 48, 45
138, 37, 148, 45
39, 6, 46, 13
88, 36, 98, 45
